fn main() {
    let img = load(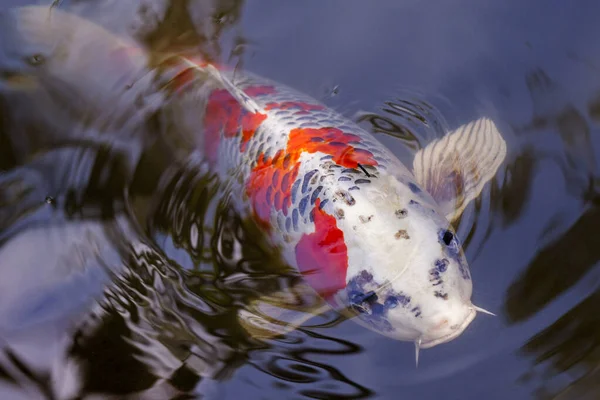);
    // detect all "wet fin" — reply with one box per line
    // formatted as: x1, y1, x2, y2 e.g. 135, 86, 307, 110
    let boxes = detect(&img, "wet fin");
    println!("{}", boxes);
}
412, 117, 507, 223
238, 281, 333, 340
